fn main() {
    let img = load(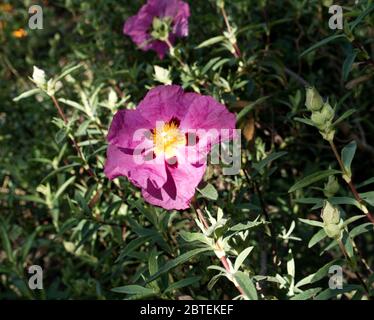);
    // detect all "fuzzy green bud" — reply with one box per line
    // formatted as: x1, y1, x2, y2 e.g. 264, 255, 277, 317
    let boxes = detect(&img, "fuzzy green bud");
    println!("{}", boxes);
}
216, 0, 225, 9
320, 101, 335, 123
324, 176, 340, 198
321, 201, 342, 239
311, 110, 325, 127
321, 201, 340, 225
324, 223, 342, 239
32, 66, 47, 88
305, 87, 323, 112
